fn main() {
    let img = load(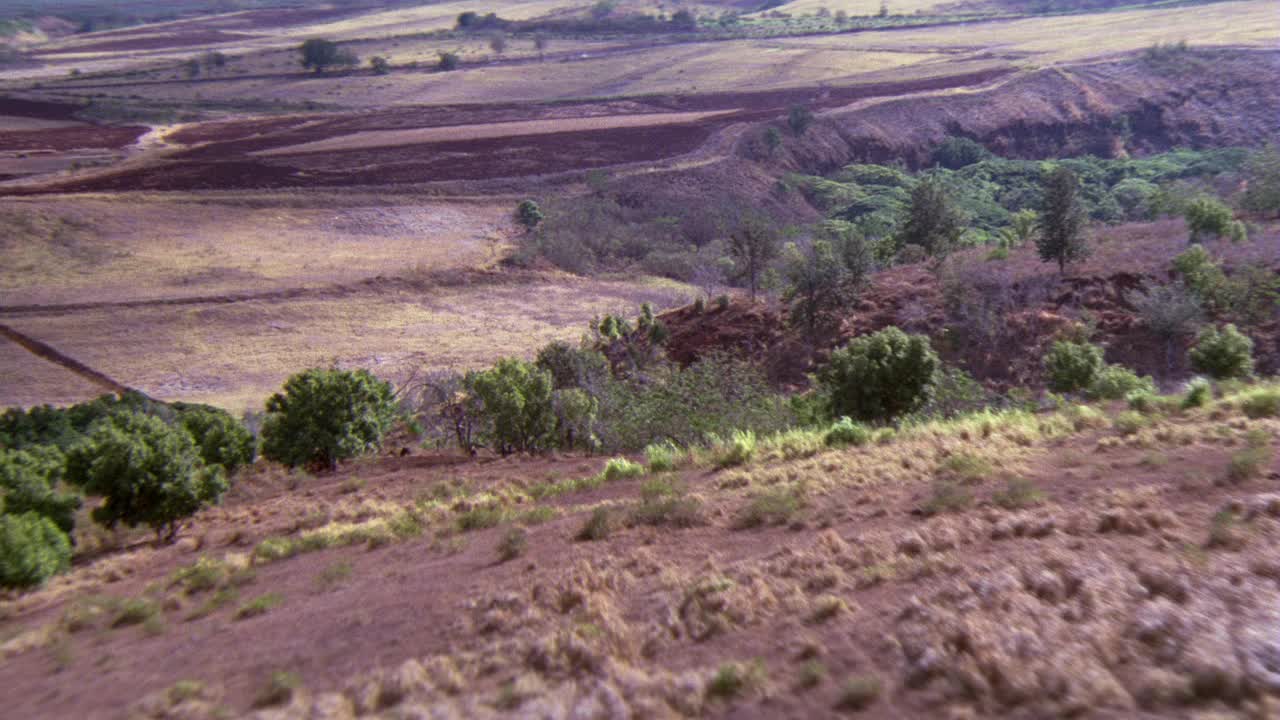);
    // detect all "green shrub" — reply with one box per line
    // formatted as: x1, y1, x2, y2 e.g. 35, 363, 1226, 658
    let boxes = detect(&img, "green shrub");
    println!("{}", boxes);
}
992, 477, 1044, 509
0, 447, 80, 533
1240, 389, 1280, 419
711, 430, 757, 468
600, 457, 644, 482
0, 512, 71, 589
1114, 411, 1147, 436
575, 507, 612, 541
735, 486, 803, 528
235, 592, 284, 620
939, 453, 993, 483
921, 479, 971, 515
176, 406, 255, 473
496, 527, 527, 562
456, 506, 505, 532
261, 368, 397, 470
465, 359, 556, 455
515, 199, 544, 230
1226, 445, 1271, 484
824, 417, 871, 447
551, 388, 599, 451
631, 476, 703, 528
253, 670, 301, 708
1088, 365, 1156, 401
535, 341, 608, 390
1182, 377, 1213, 408
1189, 325, 1254, 379
65, 411, 228, 543
835, 675, 882, 711
1043, 340, 1104, 394
818, 327, 940, 423
1184, 195, 1233, 242
707, 660, 766, 700
644, 441, 682, 472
